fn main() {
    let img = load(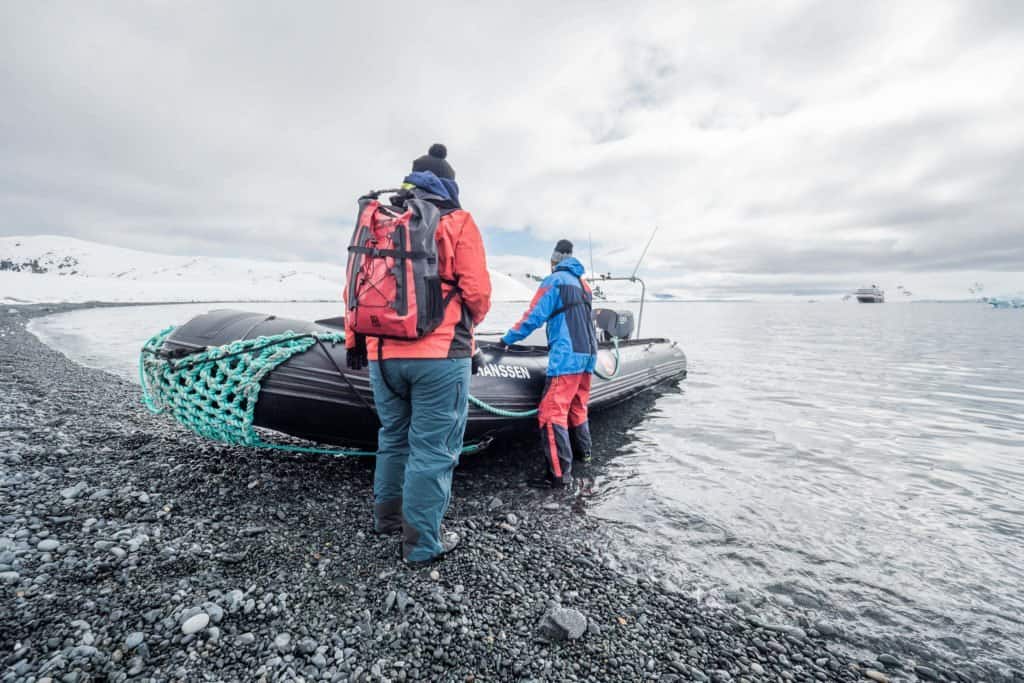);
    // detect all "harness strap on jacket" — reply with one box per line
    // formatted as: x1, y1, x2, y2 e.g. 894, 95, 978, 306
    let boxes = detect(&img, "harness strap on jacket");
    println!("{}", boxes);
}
546, 269, 591, 321
547, 301, 586, 319
441, 277, 461, 306
347, 246, 429, 260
